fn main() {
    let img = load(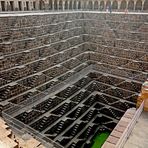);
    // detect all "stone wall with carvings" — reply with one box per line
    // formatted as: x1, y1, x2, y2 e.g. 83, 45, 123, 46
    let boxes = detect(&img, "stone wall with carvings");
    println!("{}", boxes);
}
0, 12, 147, 112
0, 0, 147, 11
